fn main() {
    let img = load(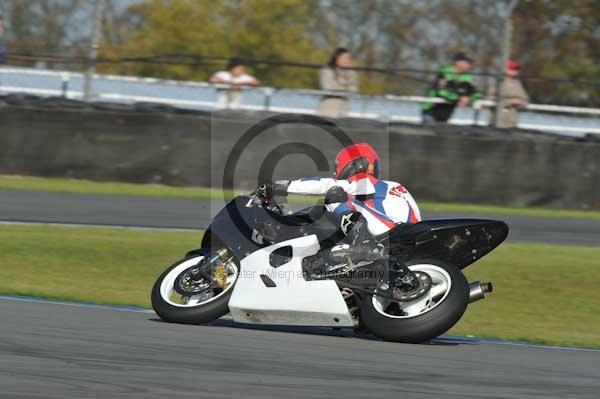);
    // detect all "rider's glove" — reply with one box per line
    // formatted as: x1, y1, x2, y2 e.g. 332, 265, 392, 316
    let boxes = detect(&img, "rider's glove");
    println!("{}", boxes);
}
256, 181, 289, 201
256, 182, 273, 201
324, 186, 348, 204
